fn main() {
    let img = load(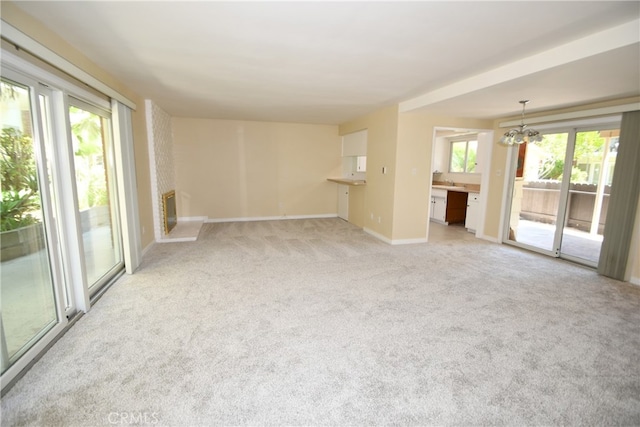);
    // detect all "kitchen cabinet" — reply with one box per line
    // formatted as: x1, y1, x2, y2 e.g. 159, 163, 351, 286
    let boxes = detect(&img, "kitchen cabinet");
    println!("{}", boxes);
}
431, 196, 447, 223
465, 192, 480, 232
338, 185, 349, 220
342, 130, 368, 156
328, 179, 366, 227
356, 156, 367, 172
430, 189, 447, 224
445, 191, 467, 224
430, 188, 468, 225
